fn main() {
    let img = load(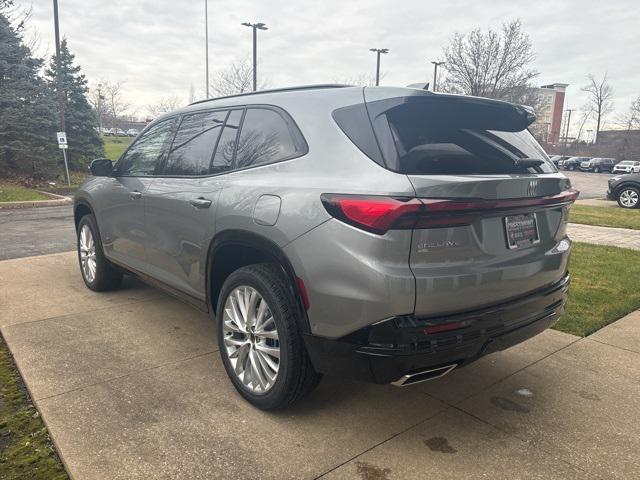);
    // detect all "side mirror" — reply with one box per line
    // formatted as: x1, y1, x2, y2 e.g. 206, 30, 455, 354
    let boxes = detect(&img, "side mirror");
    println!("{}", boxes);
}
89, 158, 113, 177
